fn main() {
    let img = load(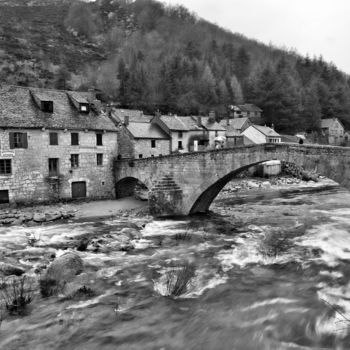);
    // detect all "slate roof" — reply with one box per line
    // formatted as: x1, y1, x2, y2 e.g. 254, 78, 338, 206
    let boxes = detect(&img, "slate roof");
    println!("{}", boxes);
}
112, 108, 152, 123
177, 116, 204, 131
200, 117, 226, 131
126, 122, 169, 139
237, 104, 262, 113
0, 85, 117, 131
253, 125, 281, 137
321, 118, 344, 129
228, 117, 250, 130
159, 115, 189, 131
